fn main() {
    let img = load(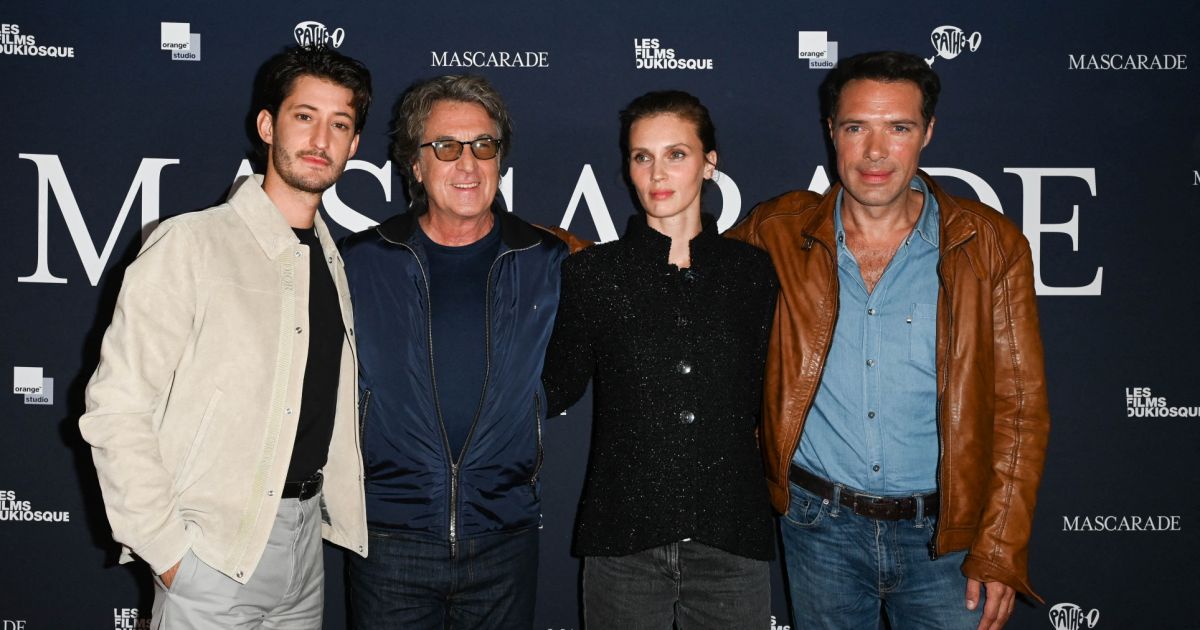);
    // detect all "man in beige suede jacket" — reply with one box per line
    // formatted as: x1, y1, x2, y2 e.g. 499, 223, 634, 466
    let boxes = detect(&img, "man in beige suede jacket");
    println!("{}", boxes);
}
79, 46, 372, 629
